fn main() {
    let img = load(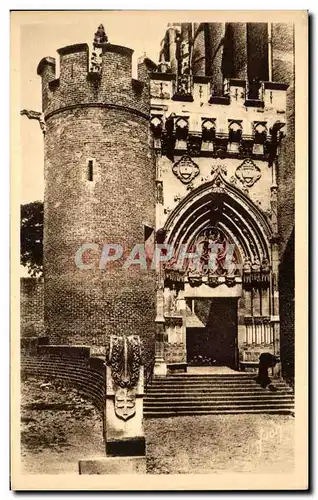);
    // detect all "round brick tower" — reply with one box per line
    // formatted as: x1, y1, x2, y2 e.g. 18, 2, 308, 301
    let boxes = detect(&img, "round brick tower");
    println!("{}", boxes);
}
37, 27, 156, 361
